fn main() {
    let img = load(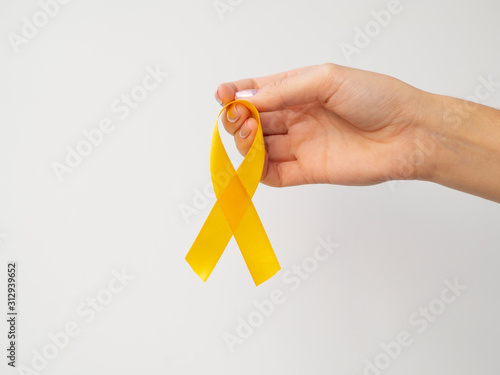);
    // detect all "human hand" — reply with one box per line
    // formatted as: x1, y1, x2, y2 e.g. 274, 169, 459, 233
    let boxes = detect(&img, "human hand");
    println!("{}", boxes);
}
215, 64, 431, 187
